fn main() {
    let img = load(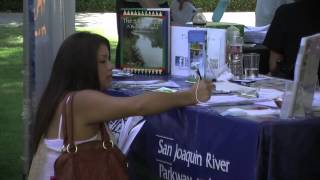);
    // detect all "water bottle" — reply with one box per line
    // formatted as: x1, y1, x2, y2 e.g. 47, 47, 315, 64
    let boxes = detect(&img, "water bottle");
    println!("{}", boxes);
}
227, 27, 243, 79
